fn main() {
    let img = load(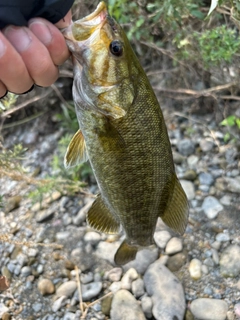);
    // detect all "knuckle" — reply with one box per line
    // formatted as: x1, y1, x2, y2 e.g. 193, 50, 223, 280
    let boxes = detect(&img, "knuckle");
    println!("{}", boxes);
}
32, 60, 58, 86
